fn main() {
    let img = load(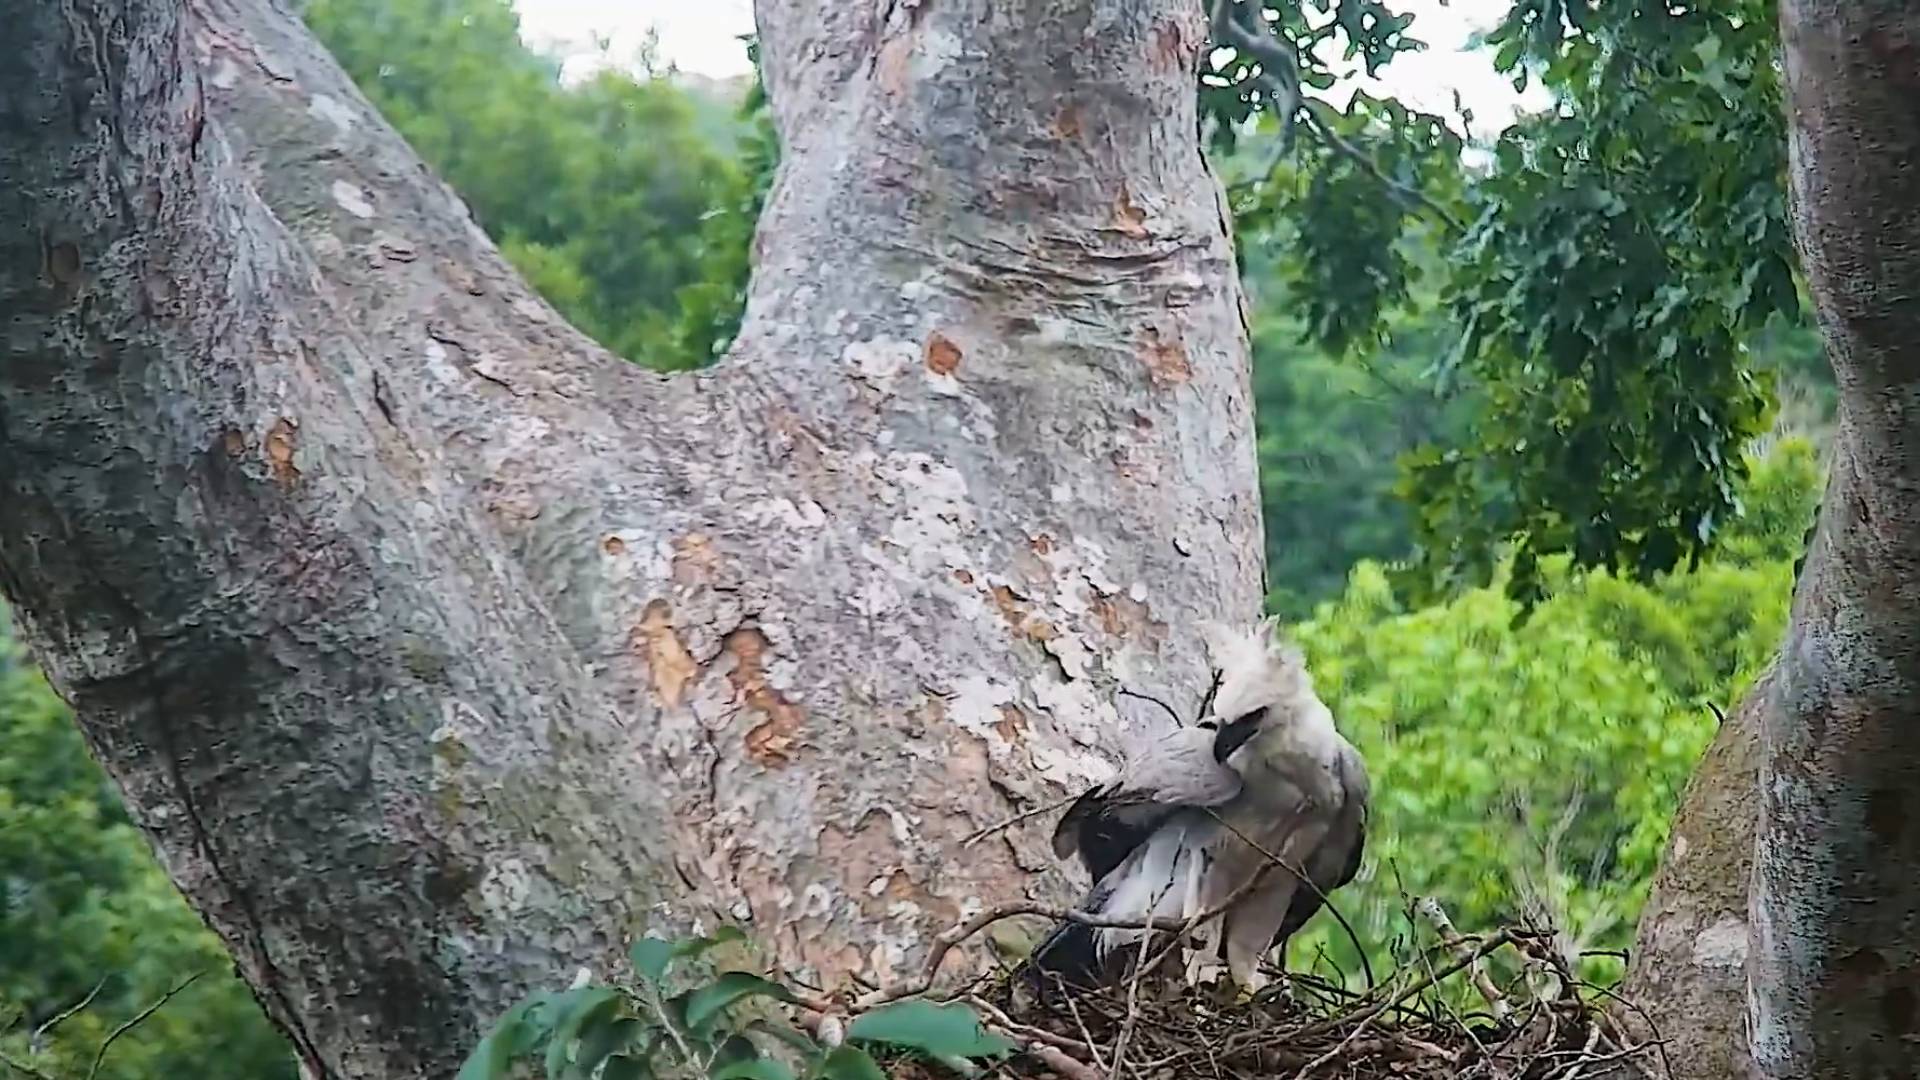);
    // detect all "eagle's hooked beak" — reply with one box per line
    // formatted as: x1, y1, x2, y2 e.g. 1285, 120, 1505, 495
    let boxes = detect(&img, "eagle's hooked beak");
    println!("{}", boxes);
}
1207, 706, 1270, 762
